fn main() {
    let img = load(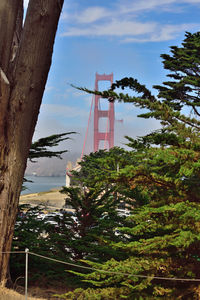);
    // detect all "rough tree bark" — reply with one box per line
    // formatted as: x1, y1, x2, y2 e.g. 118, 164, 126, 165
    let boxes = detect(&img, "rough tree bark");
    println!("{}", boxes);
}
0, 0, 64, 285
